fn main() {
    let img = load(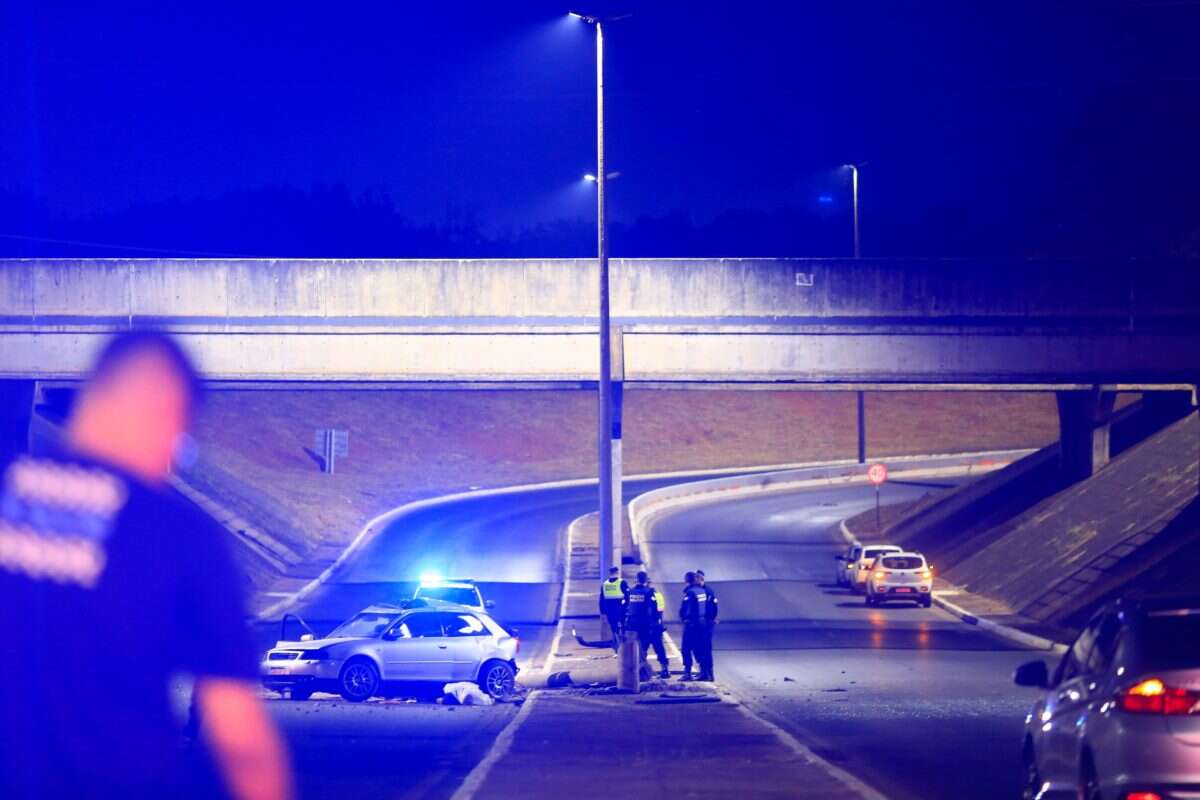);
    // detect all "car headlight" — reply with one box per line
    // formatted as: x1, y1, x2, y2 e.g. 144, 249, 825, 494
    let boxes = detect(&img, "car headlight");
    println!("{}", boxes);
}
302, 648, 333, 661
